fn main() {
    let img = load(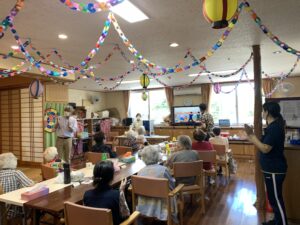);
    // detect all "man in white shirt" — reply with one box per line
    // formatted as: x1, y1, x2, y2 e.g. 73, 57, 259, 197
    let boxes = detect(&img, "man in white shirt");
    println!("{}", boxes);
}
209, 127, 229, 150
55, 105, 78, 163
